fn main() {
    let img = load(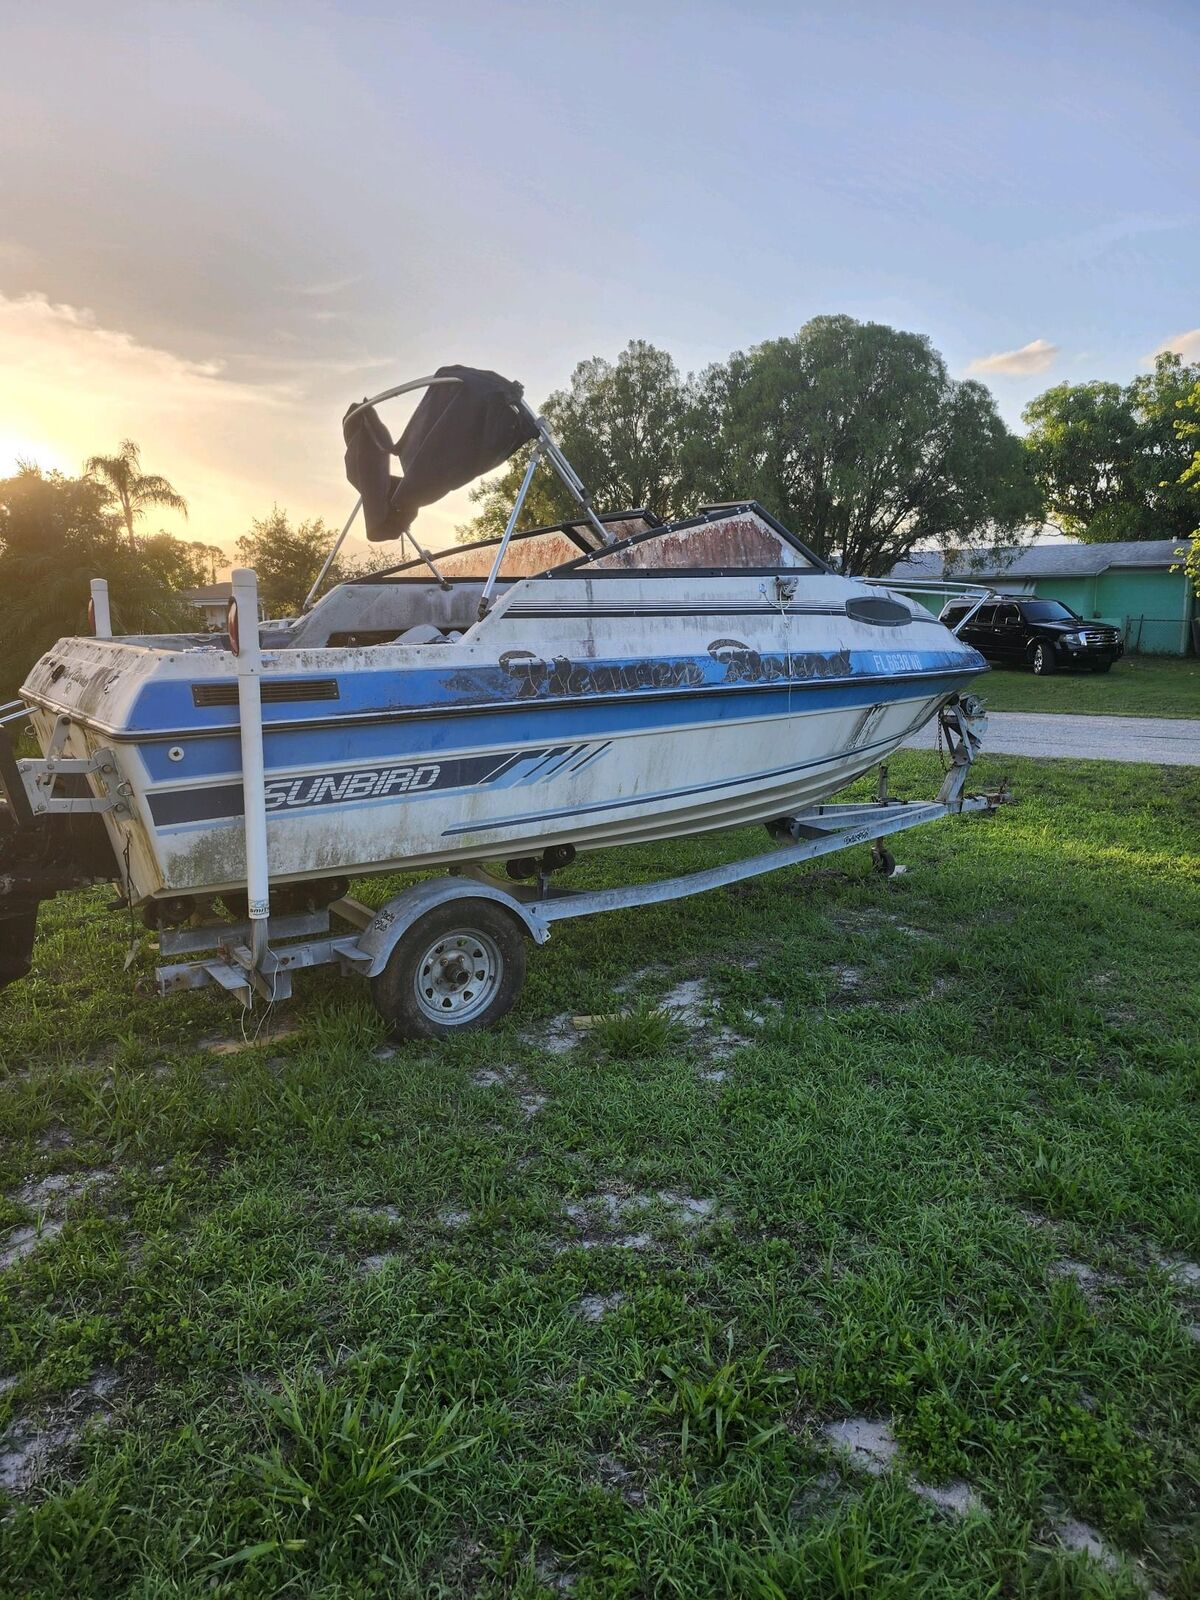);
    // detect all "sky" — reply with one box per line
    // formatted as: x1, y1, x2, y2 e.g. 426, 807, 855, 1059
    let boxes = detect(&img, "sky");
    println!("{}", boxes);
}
0, 0, 1196, 564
